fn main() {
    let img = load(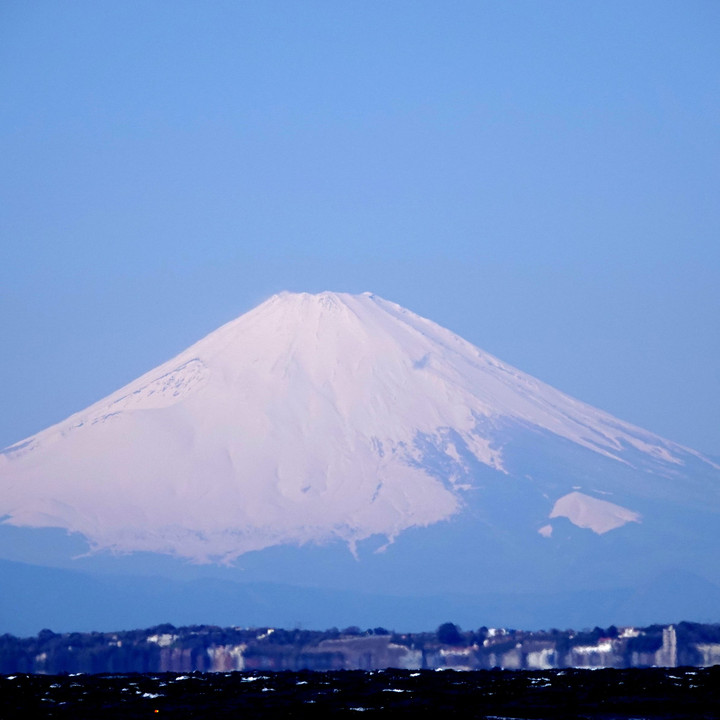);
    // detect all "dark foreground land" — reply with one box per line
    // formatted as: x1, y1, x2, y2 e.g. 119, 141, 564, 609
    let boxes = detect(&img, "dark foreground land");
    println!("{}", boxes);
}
2, 666, 720, 719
